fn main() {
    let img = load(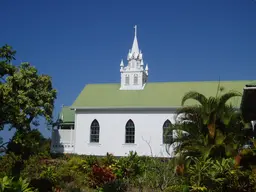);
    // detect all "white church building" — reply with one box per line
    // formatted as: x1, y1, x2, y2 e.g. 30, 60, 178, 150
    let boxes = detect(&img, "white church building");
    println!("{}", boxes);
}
50, 26, 256, 157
